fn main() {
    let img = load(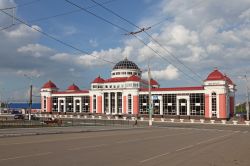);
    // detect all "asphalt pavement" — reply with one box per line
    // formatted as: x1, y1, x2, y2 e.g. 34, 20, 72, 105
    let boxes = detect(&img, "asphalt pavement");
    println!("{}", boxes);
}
0, 125, 249, 166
